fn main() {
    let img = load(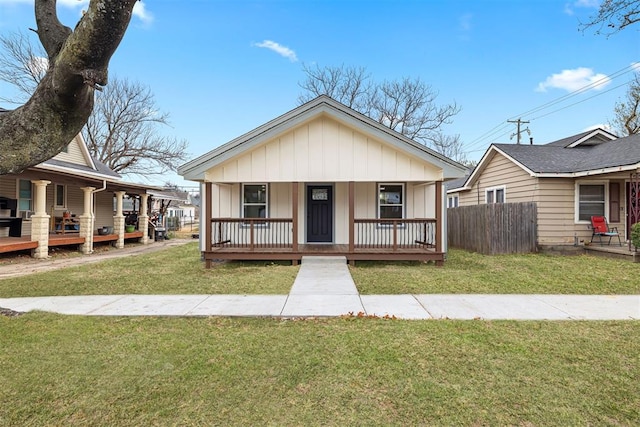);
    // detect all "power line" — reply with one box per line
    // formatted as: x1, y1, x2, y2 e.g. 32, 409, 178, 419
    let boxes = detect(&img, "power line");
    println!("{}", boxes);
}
464, 63, 637, 151
530, 81, 630, 121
